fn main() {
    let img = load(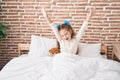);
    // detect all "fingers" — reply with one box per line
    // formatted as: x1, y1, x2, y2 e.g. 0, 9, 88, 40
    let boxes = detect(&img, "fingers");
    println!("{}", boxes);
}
42, 7, 45, 13
90, 7, 92, 13
92, 6, 96, 12
91, 6, 96, 12
86, 6, 96, 21
89, 6, 96, 16
41, 7, 47, 17
89, 6, 96, 11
